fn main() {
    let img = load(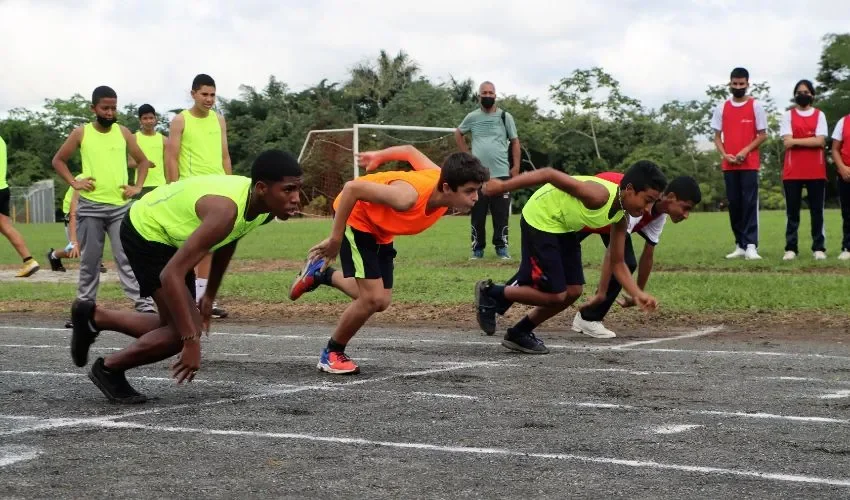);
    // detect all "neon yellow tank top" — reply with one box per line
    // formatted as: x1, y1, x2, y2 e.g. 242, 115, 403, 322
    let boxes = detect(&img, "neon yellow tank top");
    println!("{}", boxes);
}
62, 175, 84, 214
129, 175, 270, 250
0, 135, 7, 190
178, 109, 223, 178
134, 131, 166, 187
80, 123, 129, 206
521, 176, 624, 233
